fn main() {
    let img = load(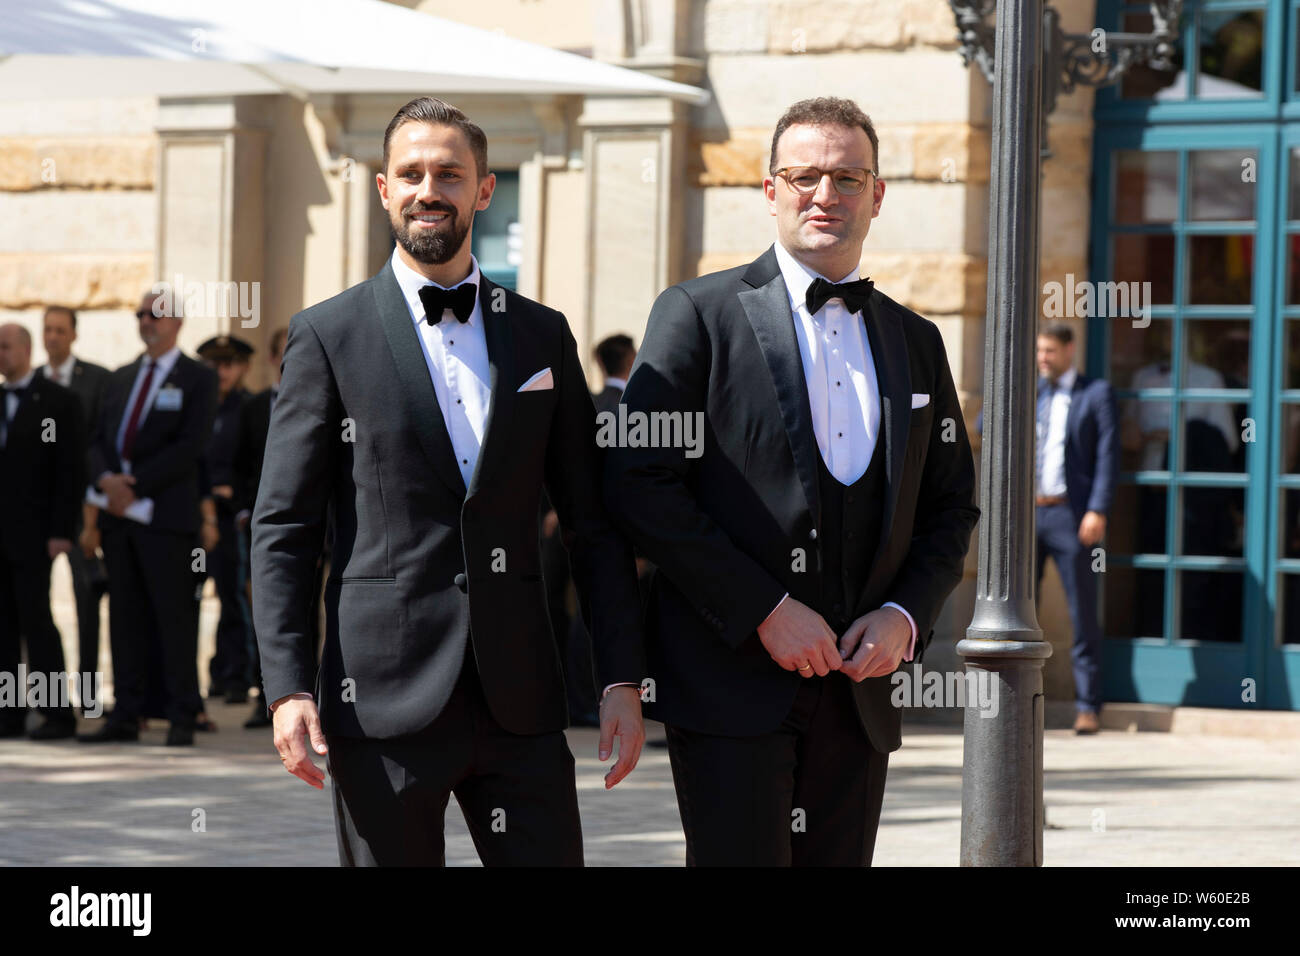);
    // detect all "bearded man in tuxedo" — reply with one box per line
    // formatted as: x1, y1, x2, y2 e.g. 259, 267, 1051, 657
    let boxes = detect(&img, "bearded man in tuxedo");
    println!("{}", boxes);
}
252, 97, 645, 866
